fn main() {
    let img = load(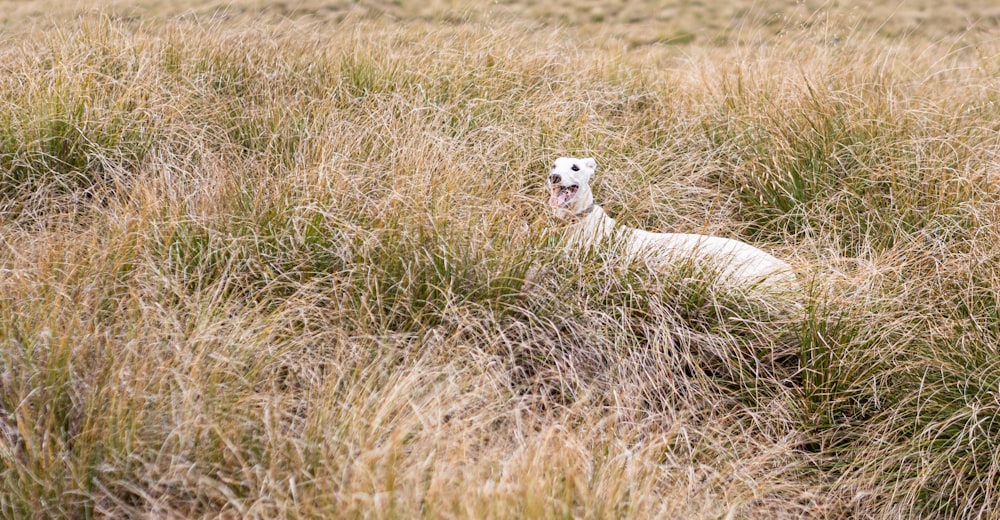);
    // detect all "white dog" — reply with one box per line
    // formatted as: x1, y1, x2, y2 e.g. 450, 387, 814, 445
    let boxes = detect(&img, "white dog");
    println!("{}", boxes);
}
548, 157, 796, 288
